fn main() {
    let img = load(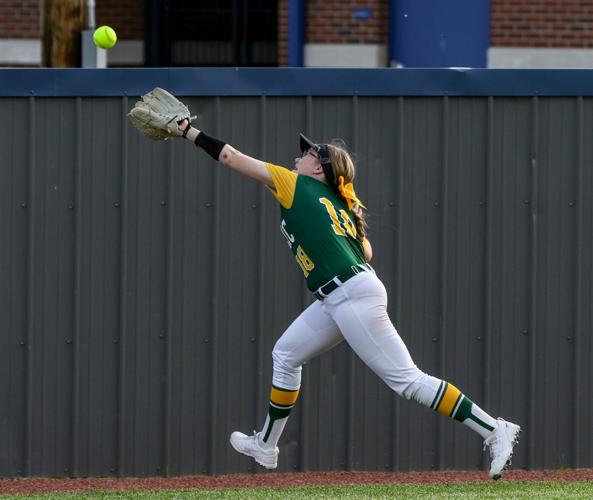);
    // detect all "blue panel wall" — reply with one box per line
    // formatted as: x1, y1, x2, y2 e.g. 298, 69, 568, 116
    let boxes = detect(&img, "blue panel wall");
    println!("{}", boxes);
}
288, 0, 304, 67
390, 0, 490, 68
